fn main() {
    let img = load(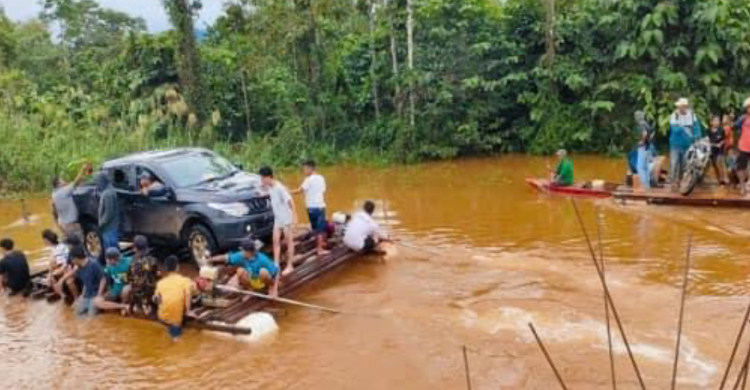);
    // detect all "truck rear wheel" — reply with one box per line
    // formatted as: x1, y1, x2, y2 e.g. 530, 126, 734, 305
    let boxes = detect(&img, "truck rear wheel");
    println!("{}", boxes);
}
187, 224, 217, 268
82, 222, 104, 262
